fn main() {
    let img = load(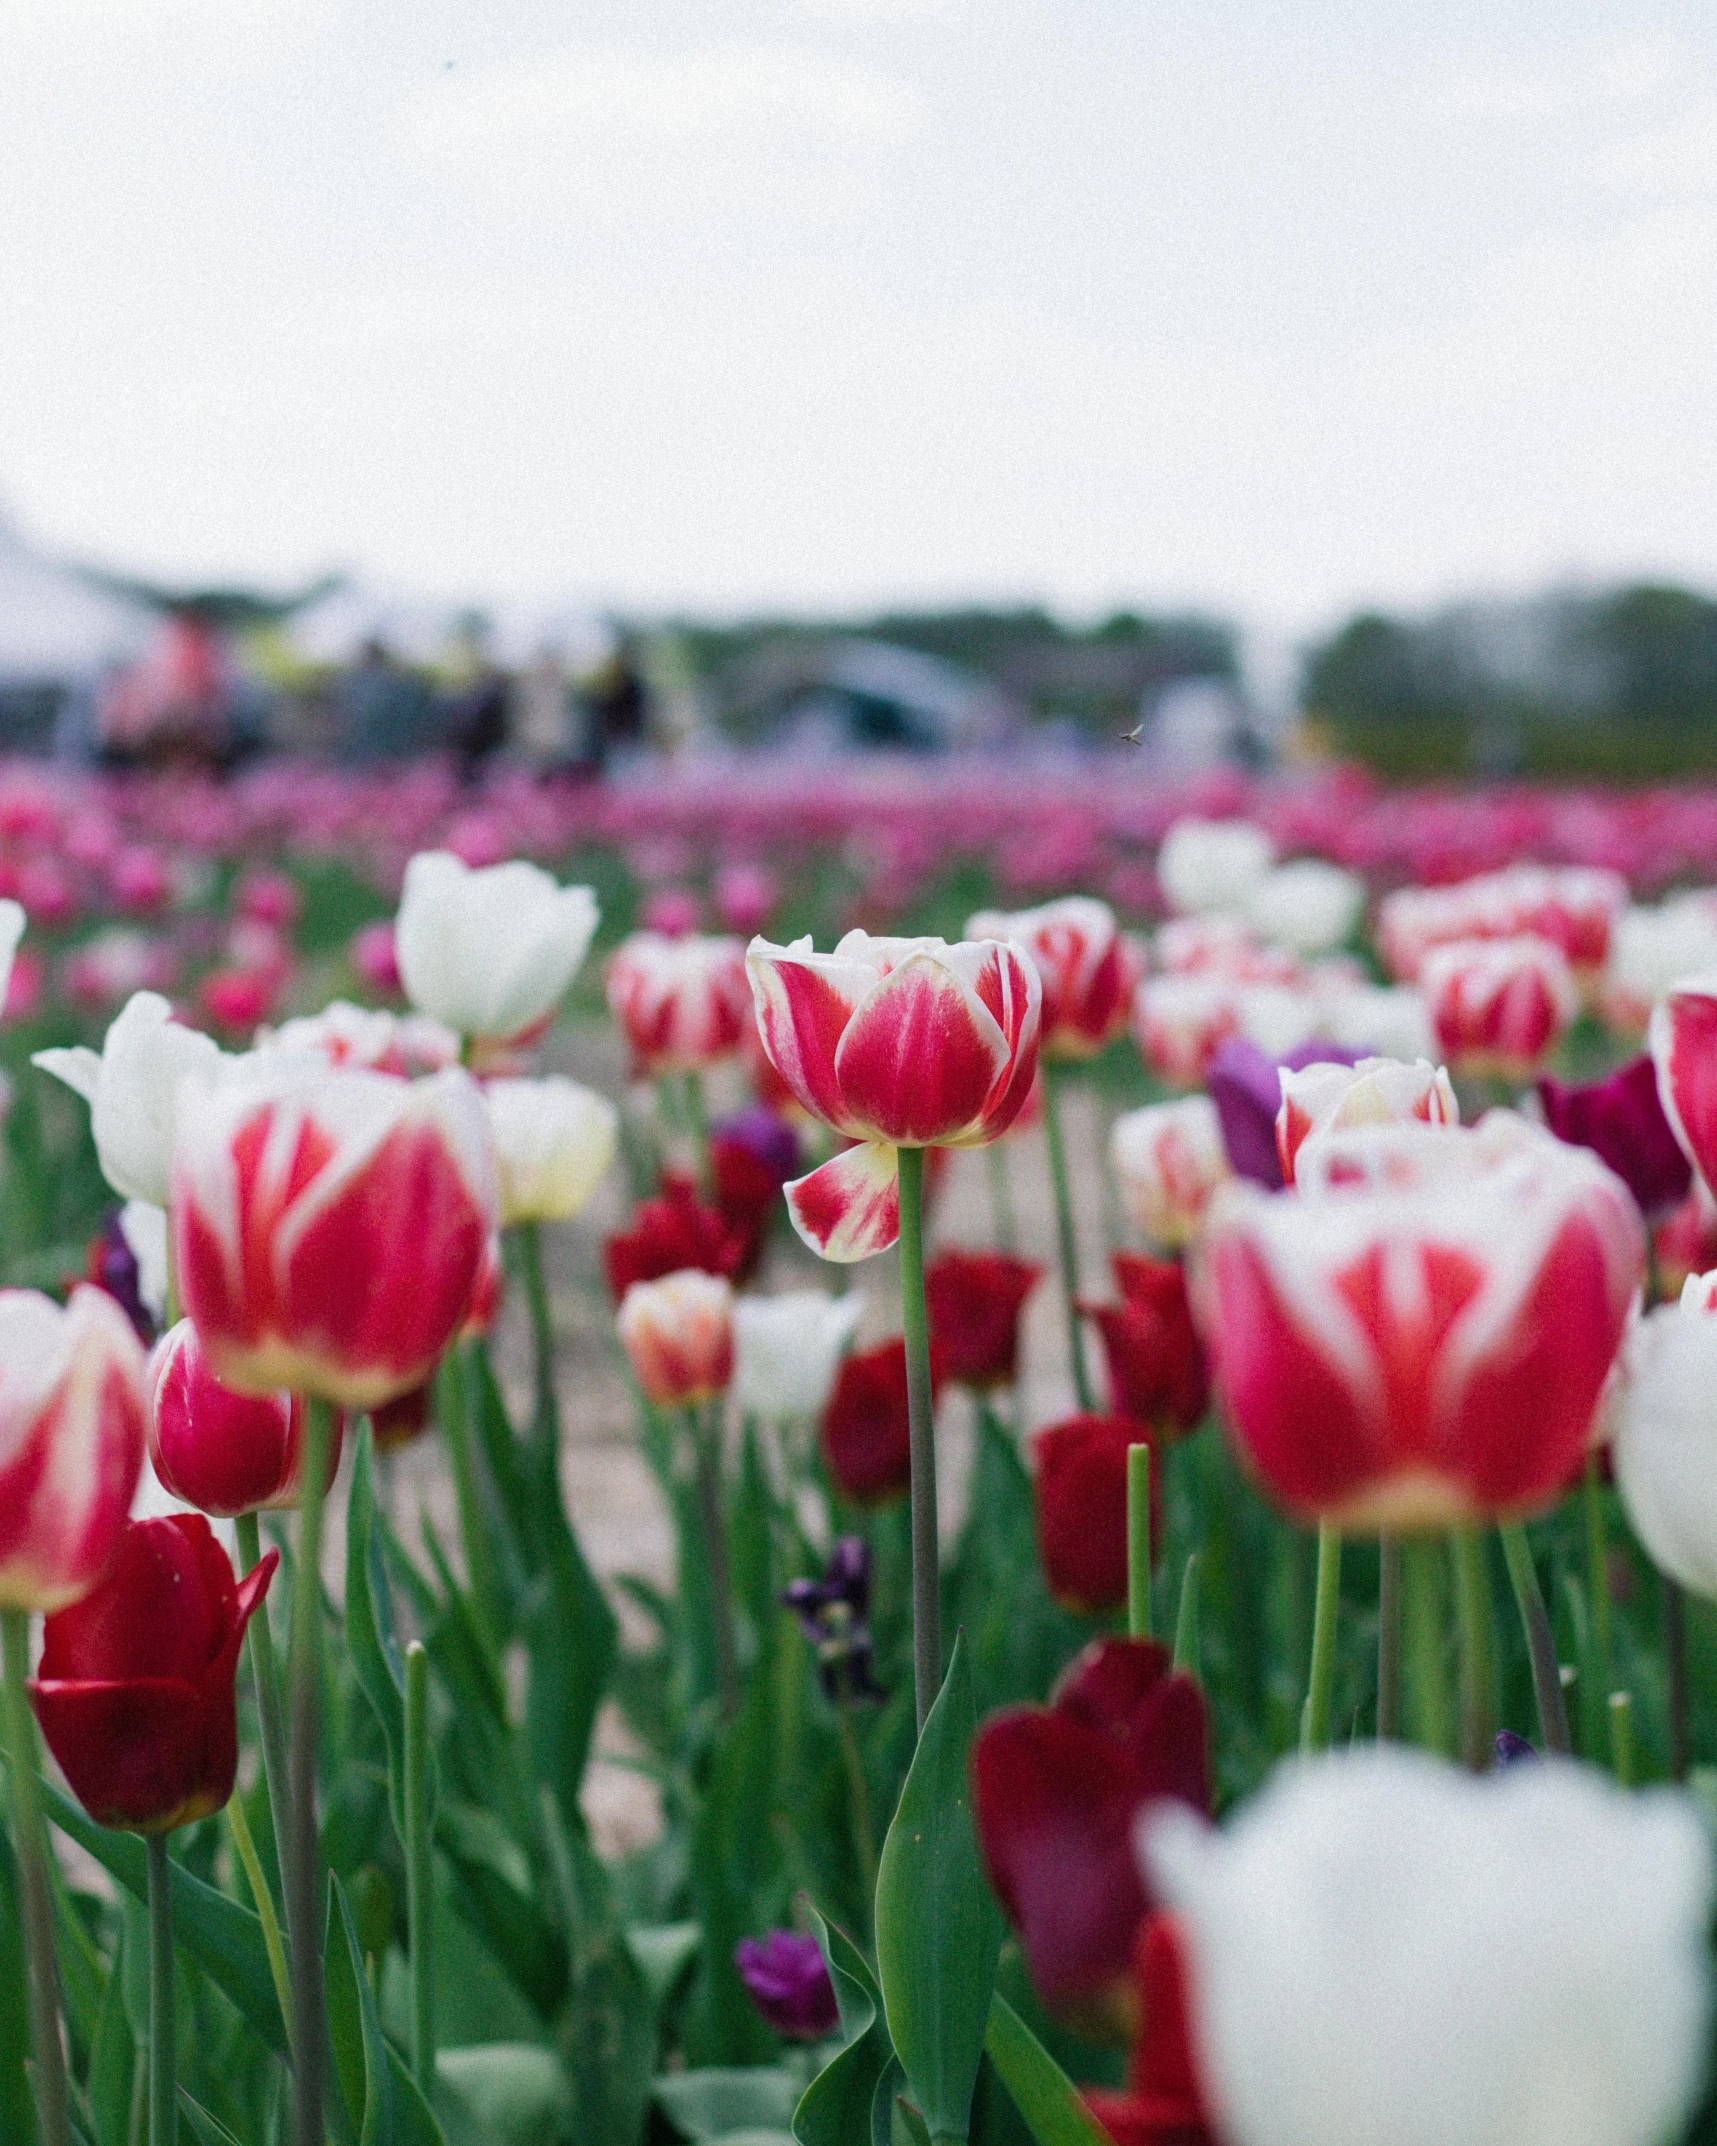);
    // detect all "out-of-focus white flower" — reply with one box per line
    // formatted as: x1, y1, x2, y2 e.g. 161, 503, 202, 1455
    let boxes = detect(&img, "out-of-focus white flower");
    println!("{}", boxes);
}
483, 1076, 618, 1225
396, 850, 599, 1043
119, 1199, 169, 1326
1156, 819, 1275, 918
35, 990, 224, 1206
0, 899, 24, 1012
263, 1000, 460, 1076
1110, 1096, 1231, 1249
1601, 898, 1717, 1037
1245, 860, 1364, 956
732, 1291, 864, 1421
1315, 984, 1433, 1062
1615, 1294, 1717, 1597
1234, 984, 1321, 1060
1144, 1746, 1713, 2146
